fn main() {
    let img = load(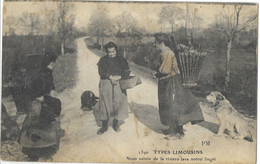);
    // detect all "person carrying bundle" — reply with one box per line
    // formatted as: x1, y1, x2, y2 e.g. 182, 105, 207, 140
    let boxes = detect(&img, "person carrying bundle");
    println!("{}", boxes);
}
153, 33, 204, 139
